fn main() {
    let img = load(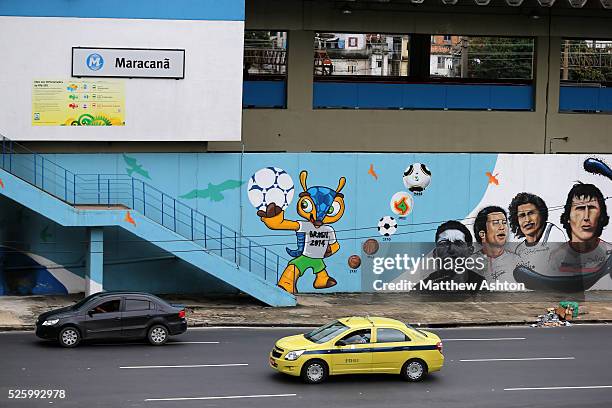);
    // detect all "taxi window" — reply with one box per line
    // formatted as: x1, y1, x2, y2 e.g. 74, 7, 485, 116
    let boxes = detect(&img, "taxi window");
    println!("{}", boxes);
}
339, 329, 371, 345
376, 328, 409, 343
304, 321, 349, 344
